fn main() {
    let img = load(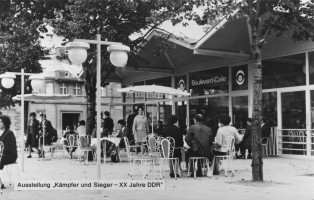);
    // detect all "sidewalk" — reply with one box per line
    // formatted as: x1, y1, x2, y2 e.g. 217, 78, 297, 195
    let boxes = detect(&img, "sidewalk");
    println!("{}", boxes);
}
1, 152, 314, 200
